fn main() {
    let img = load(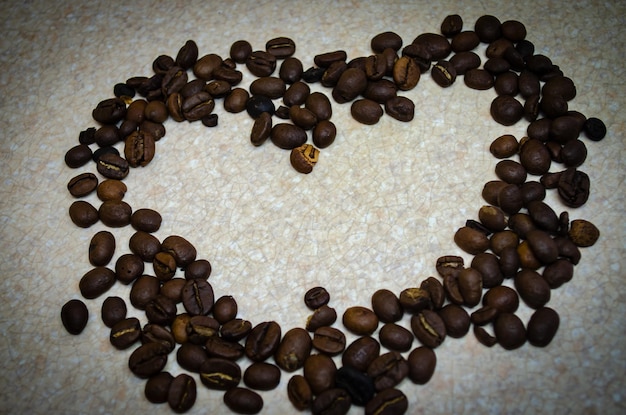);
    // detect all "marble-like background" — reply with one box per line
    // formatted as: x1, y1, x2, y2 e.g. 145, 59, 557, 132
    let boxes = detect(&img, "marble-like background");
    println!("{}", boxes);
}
1, 1, 624, 414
